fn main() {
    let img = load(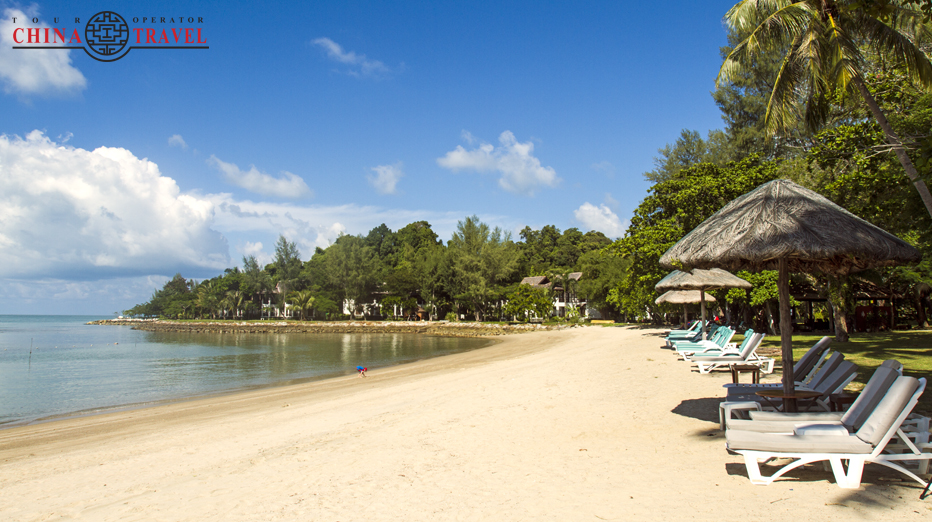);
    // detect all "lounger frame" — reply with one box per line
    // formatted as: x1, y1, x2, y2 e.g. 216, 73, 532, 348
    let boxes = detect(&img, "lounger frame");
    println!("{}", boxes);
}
734, 379, 932, 489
